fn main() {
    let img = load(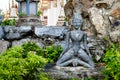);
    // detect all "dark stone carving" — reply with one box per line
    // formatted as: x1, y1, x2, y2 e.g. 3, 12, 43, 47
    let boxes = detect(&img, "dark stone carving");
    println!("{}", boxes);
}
56, 13, 95, 68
